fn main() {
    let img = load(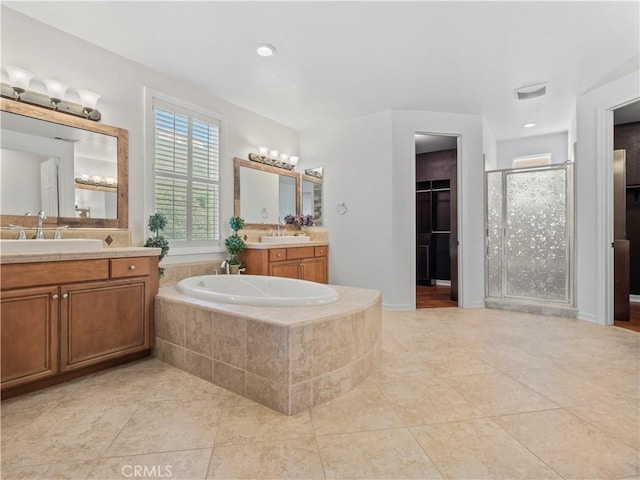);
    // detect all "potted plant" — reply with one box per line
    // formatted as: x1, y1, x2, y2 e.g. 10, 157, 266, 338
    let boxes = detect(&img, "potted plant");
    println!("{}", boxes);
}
144, 213, 169, 277
224, 216, 245, 274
